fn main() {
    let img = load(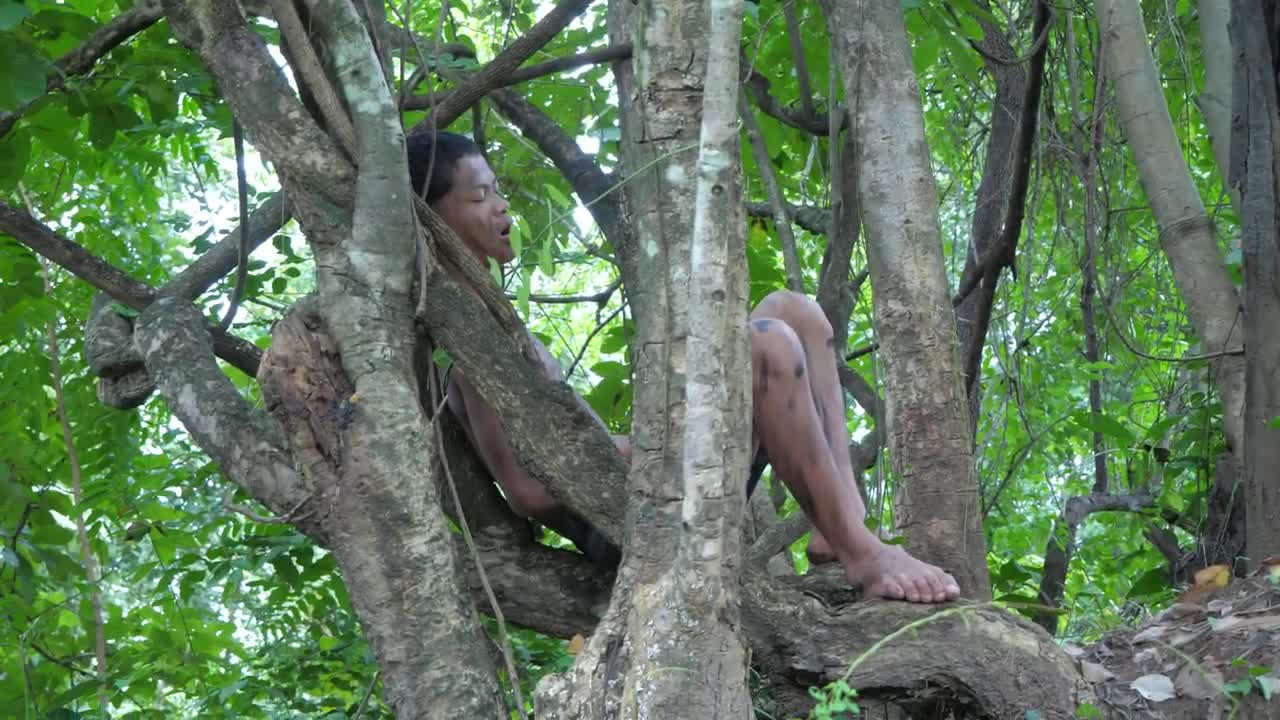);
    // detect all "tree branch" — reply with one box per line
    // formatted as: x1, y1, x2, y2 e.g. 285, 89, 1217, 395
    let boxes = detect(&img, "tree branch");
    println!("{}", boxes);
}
163, 0, 354, 208
410, 0, 599, 132
960, 0, 1052, 393
740, 92, 804, 292
0, 201, 155, 308
507, 277, 621, 305
267, 0, 357, 156
742, 67, 833, 136
135, 298, 321, 539
160, 192, 291, 301
0, 0, 165, 139
746, 202, 830, 235
1034, 490, 1157, 633
401, 45, 631, 111
782, 0, 817, 122
485, 86, 631, 252
1, 199, 264, 376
